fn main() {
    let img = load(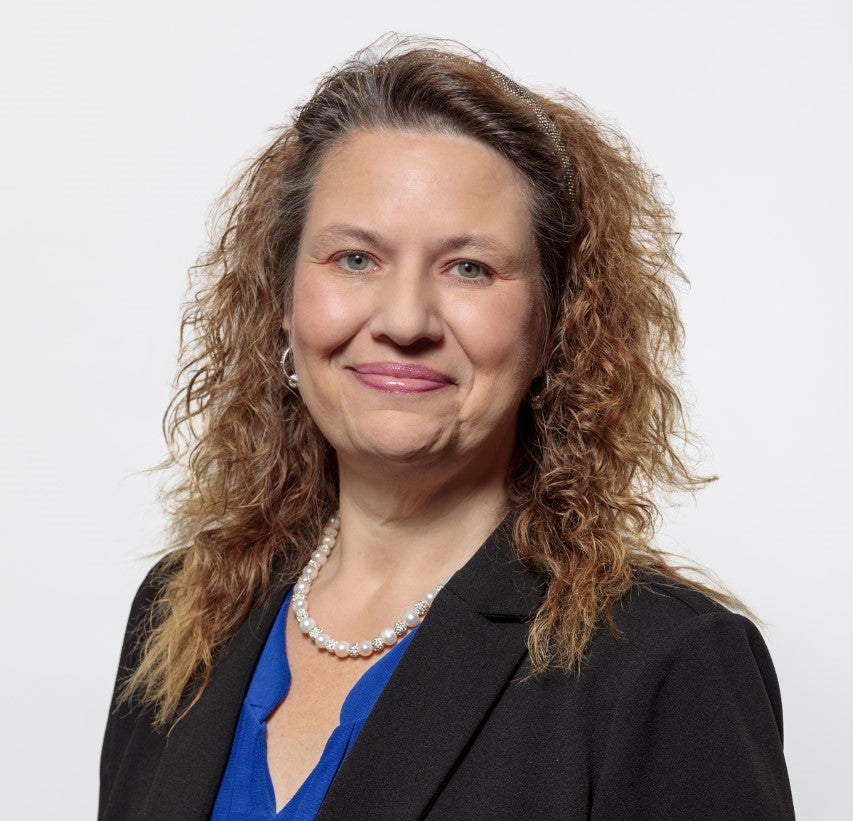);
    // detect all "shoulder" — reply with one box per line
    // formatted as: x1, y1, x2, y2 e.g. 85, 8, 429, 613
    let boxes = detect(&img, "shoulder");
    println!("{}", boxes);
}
131, 551, 184, 610
586, 571, 777, 704
105, 551, 184, 713
615, 568, 736, 631
575, 571, 787, 780
571, 574, 794, 818
119, 553, 184, 663
601, 568, 761, 653
100, 553, 185, 817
